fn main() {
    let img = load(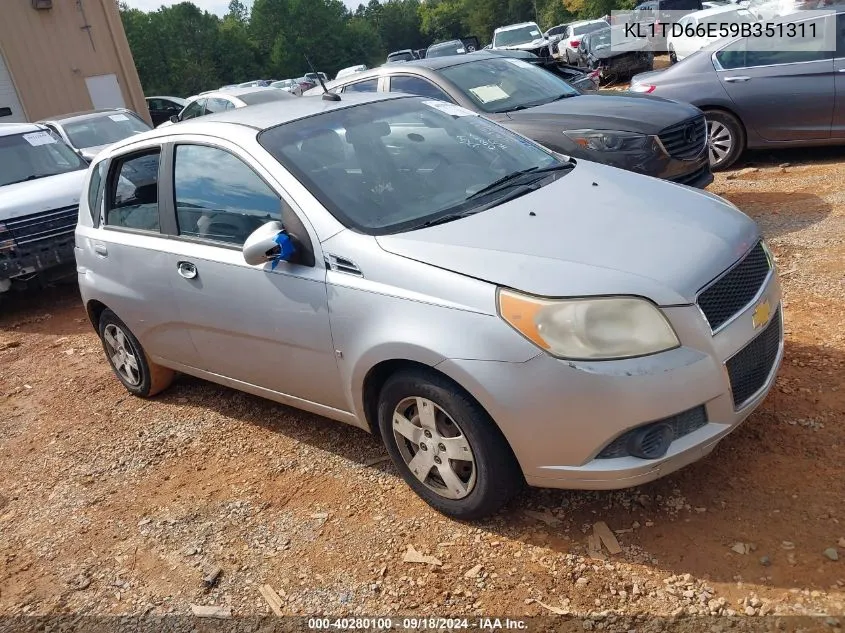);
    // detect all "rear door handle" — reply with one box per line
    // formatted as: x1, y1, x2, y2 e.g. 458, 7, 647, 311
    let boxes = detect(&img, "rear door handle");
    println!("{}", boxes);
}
723, 76, 751, 83
177, 261, 198, 279
93, 242, 108, 257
